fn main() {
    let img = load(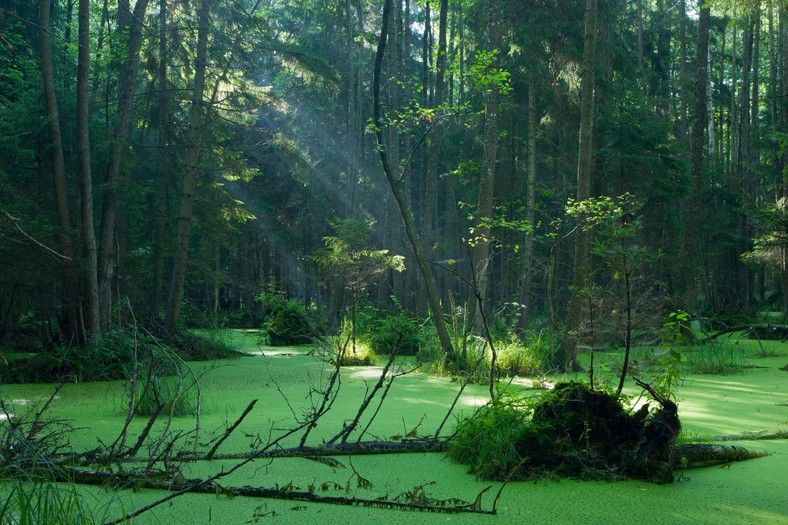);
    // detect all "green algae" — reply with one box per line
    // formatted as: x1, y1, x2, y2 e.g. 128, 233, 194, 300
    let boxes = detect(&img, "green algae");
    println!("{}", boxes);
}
0, 330, 785, 524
